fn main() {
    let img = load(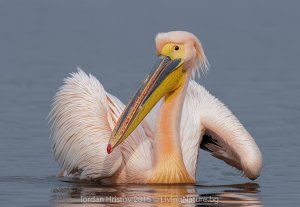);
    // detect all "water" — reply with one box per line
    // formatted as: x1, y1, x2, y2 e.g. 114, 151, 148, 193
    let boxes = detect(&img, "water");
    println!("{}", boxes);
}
0, 1, 299, 206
